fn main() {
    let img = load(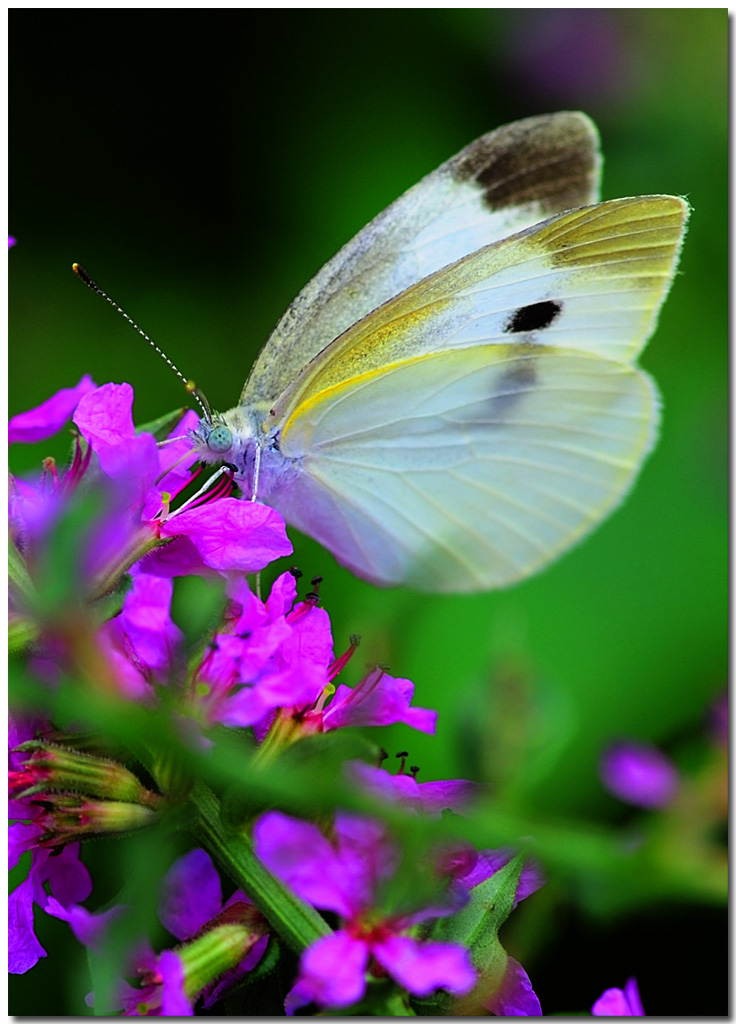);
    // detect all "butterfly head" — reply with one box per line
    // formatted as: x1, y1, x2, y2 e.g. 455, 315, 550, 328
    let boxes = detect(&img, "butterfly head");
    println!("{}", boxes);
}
191, 406, 253, 472
202, 421, 234, 455
190, 405, 293, 502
